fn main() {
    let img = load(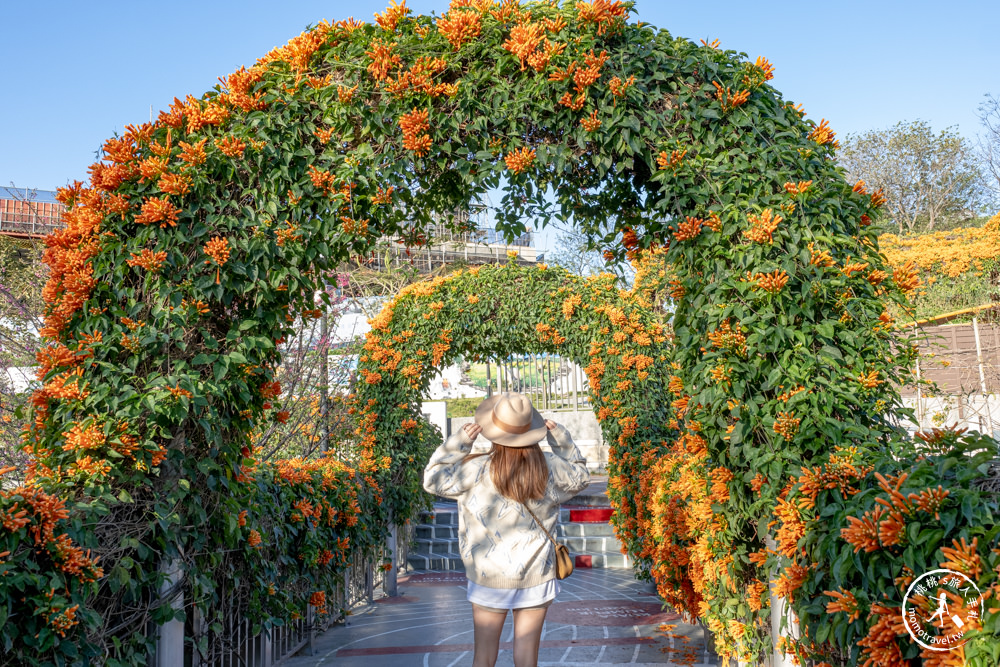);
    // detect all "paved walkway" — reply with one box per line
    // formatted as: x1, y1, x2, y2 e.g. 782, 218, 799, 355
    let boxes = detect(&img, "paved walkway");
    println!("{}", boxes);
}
284, 568, 719, 667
